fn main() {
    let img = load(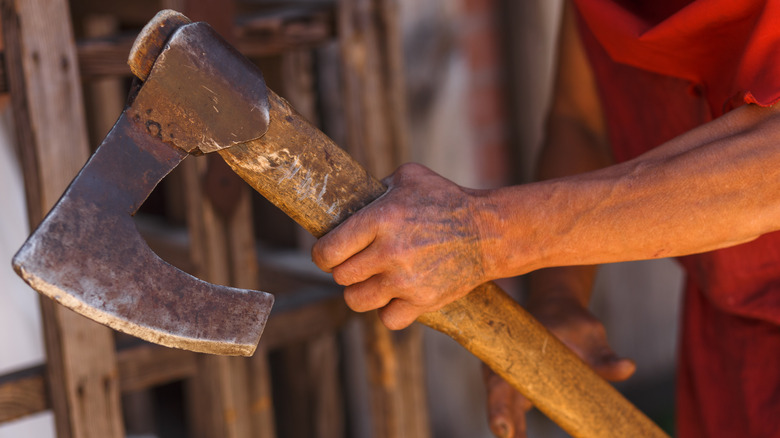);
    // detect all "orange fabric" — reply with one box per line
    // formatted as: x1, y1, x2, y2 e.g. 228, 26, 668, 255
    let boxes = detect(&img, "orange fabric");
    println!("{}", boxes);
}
575, 0, 780, 115
572, 1, 780, 436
